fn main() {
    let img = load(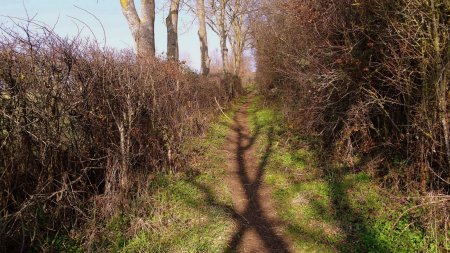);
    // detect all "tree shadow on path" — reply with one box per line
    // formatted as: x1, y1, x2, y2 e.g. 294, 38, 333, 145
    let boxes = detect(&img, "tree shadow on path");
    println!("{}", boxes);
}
223, 103, 291, 253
